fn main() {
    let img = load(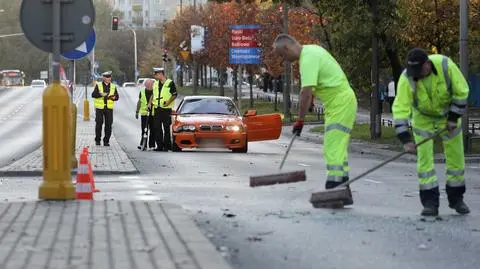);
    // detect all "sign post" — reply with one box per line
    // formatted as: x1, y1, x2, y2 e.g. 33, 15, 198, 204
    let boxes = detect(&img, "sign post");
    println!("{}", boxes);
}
20, 0, 95, 200
229, 25, 261, 110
